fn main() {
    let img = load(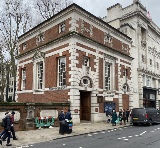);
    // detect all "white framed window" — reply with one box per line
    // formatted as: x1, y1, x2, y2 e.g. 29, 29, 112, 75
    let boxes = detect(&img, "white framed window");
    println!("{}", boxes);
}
59, 22, 65, 33
150, 59, 152, 66
21, 68, 26, 90
123, 68, 128, 77
105, 63, 111, 90
83, 57, 89, 66
22, 43, 27, 50
36, 33, 44, 46
33, 51, 45, 92
146, 76, 151, 87
104, 33, 112, 44
58, 57, 66, 86
142, 54, 145, 63
143, 74, 146, 86
157, 62, 159, 70
36, 61, 43, 89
